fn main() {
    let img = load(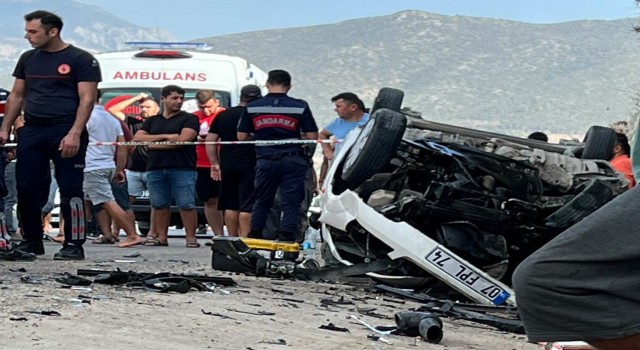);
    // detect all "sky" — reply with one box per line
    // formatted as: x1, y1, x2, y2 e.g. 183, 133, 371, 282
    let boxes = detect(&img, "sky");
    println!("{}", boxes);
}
75, 0, 640, 41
